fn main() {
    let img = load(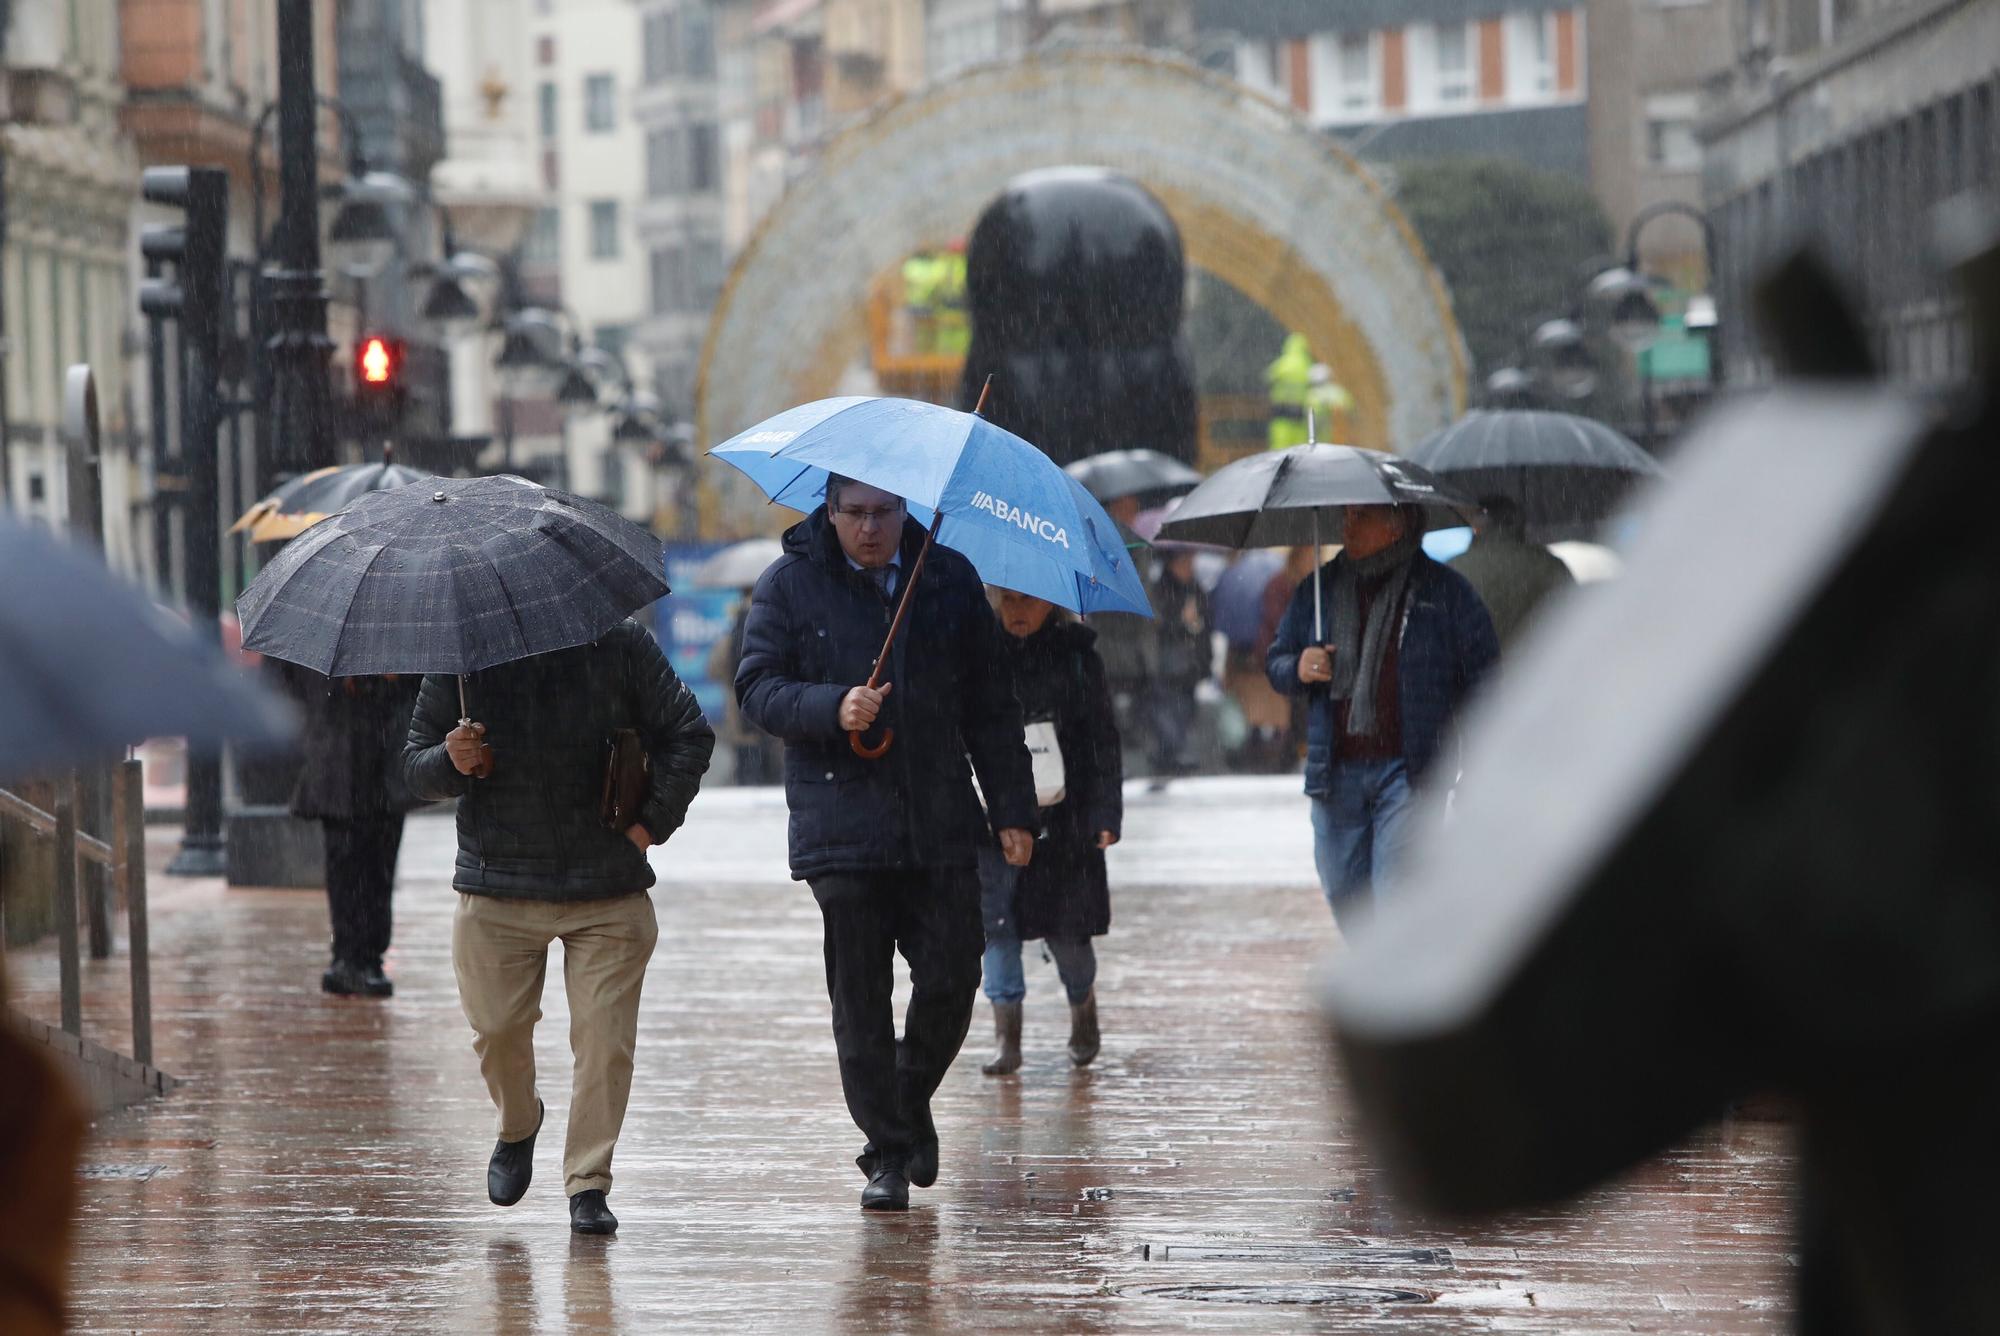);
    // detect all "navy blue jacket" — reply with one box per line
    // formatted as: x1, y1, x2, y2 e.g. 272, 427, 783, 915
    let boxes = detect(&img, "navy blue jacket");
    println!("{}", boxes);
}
735, 509, 1037, 880
1266, 552, 1498, 793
